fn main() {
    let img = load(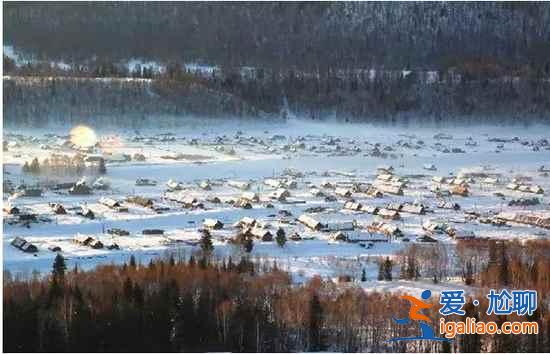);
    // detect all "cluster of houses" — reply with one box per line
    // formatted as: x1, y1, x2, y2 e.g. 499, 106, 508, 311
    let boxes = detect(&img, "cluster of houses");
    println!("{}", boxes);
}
497, 212, 550, 229
74, 235, 119, 250
5, 140, 550, 259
